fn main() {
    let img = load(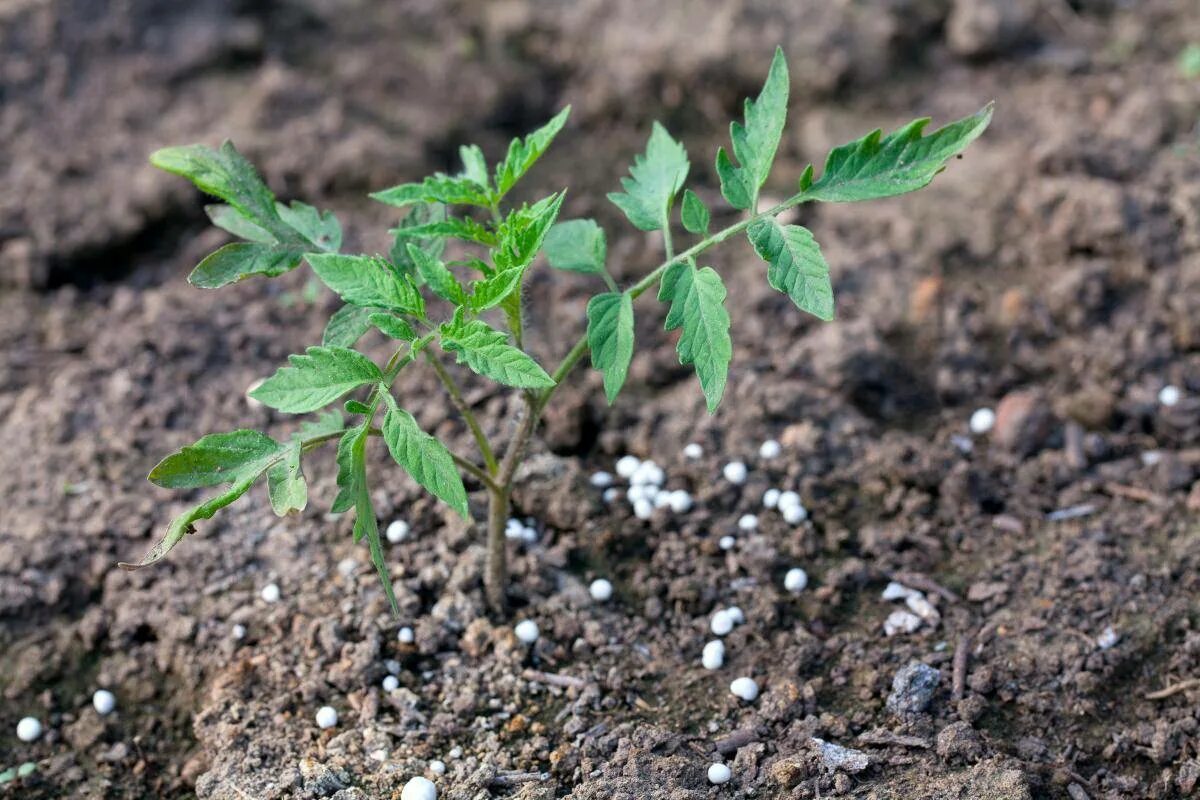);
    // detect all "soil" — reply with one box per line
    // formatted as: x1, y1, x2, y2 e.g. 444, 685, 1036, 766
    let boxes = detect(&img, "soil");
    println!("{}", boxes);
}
3, 0, 1200, 798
